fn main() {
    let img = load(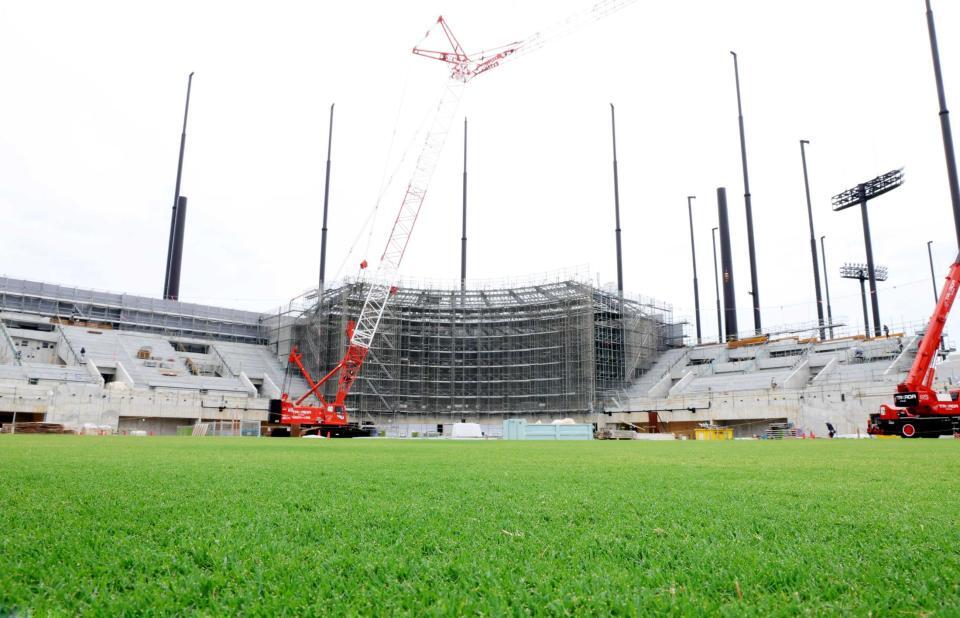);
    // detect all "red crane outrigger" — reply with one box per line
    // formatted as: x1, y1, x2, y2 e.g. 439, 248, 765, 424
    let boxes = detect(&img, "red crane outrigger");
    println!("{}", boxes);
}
869, 254, 960, 437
